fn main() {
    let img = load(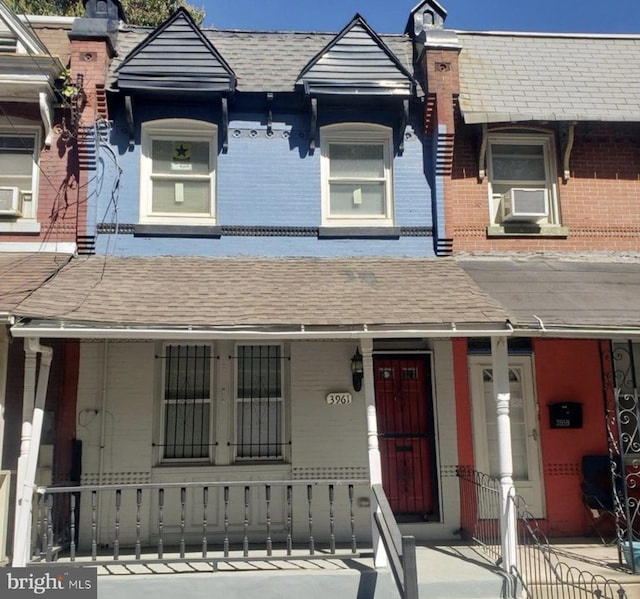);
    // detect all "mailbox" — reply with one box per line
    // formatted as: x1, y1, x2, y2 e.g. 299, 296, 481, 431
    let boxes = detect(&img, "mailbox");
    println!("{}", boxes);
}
548, 401, 583, 429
